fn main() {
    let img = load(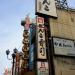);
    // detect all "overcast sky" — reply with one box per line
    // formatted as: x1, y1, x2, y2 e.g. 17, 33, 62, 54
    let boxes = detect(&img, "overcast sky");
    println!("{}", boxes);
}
0, 0, 75, 75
